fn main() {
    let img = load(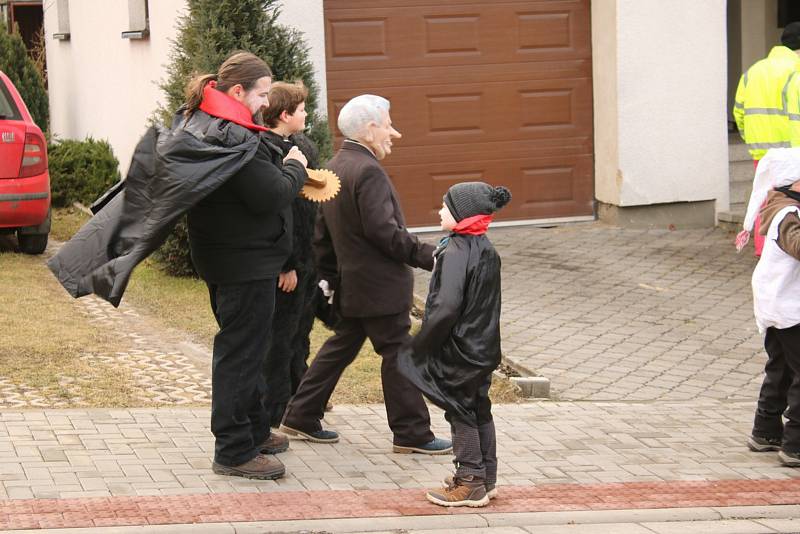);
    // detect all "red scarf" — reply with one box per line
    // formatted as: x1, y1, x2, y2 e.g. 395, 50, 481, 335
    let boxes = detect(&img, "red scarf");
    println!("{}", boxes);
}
453, 214, 493, 235
198, 80, 269, 132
